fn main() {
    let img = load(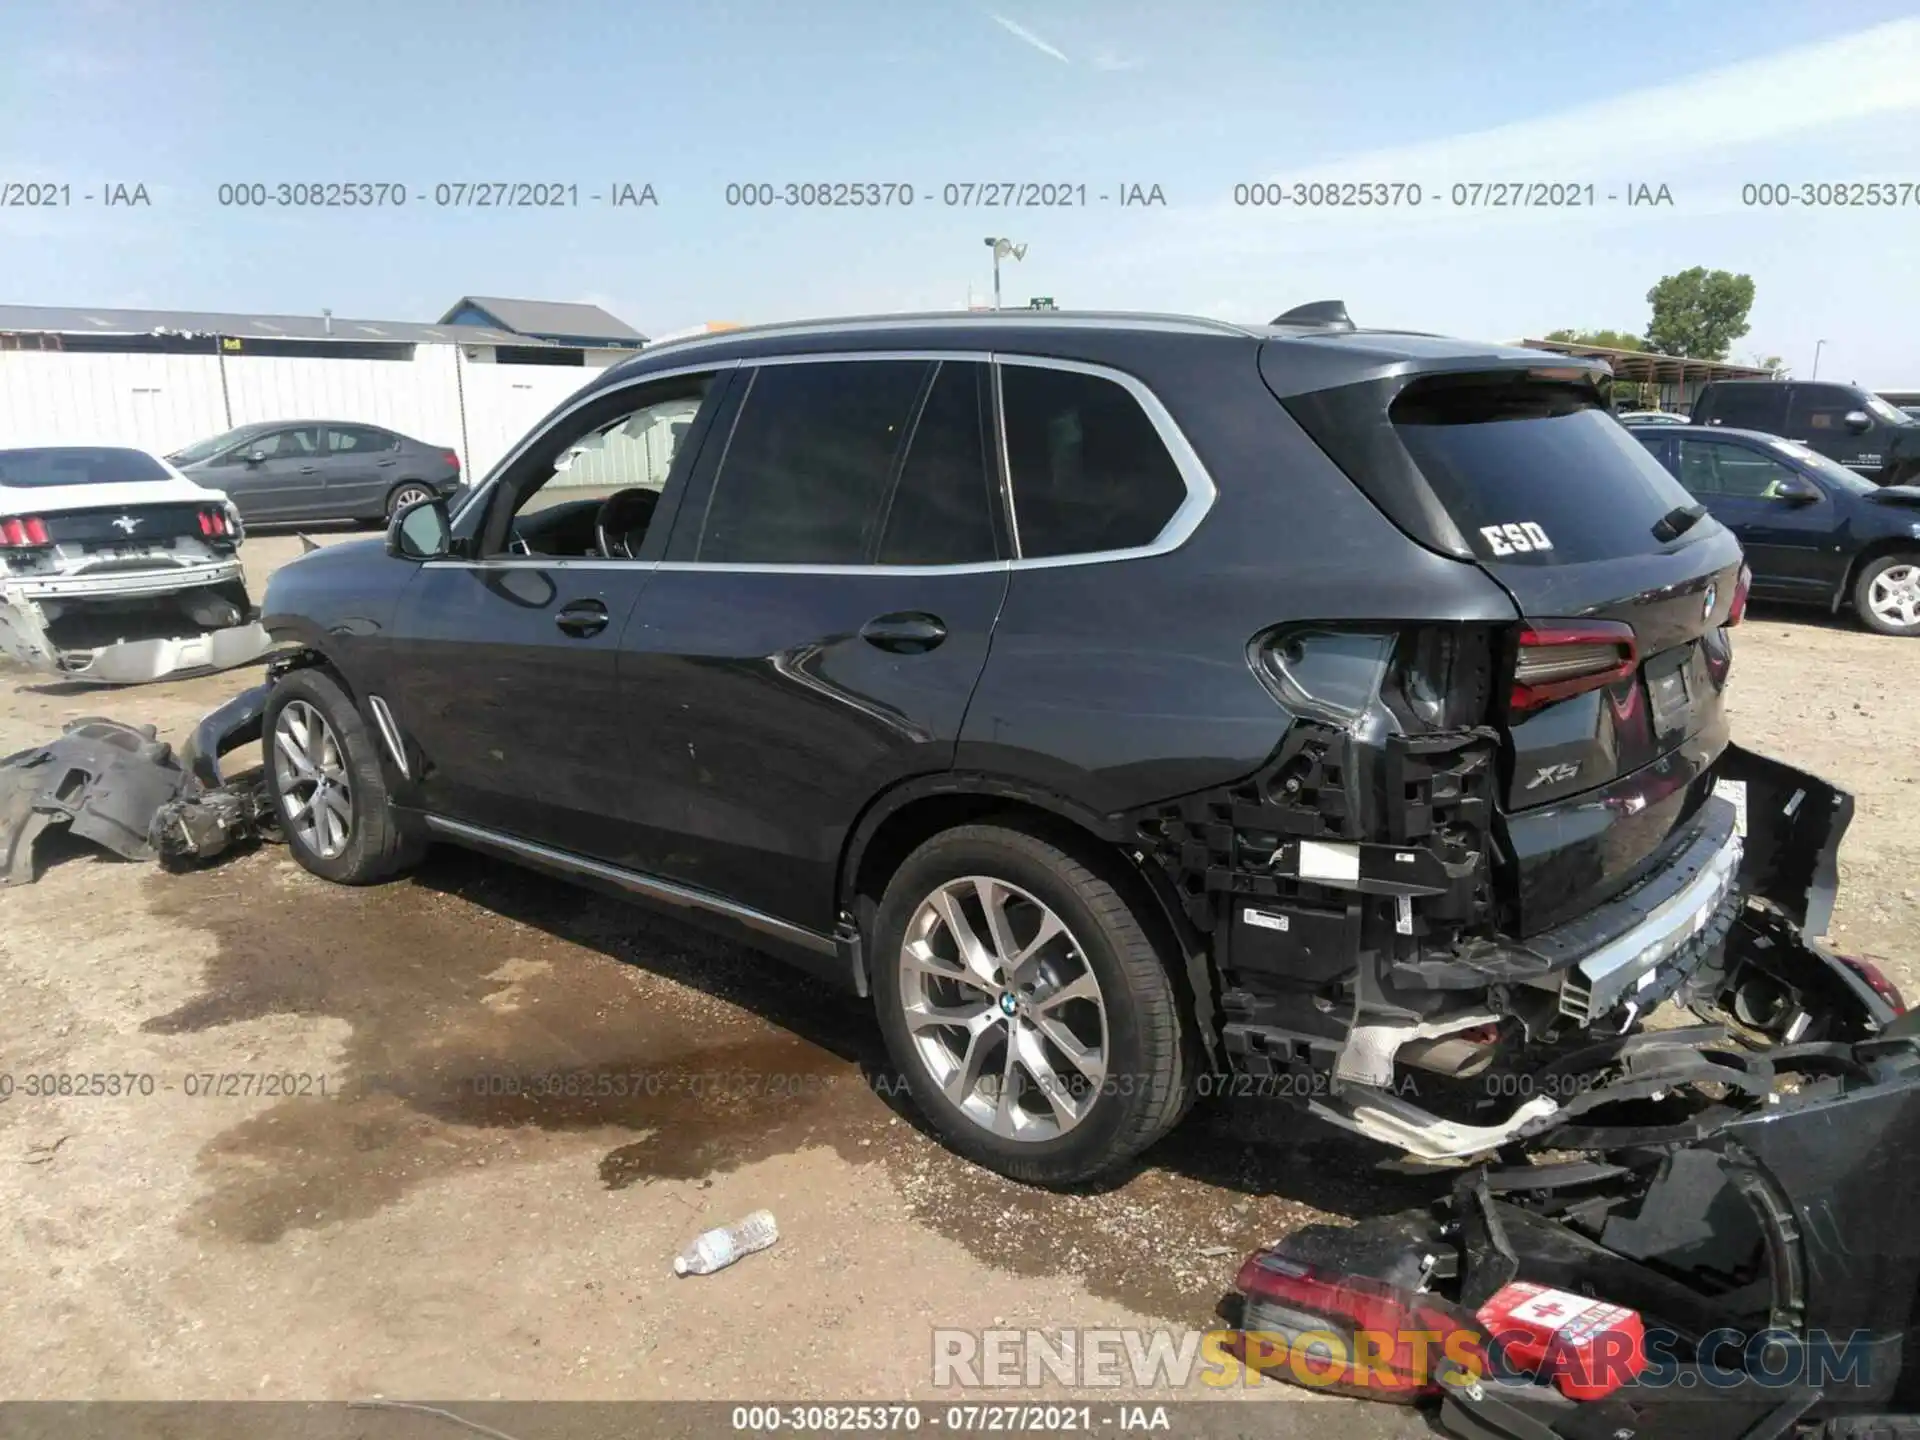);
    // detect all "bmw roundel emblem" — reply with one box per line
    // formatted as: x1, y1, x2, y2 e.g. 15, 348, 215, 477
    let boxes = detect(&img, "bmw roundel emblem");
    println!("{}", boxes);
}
999, 992, 1019, 1016
1703, 582, 1717, 621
